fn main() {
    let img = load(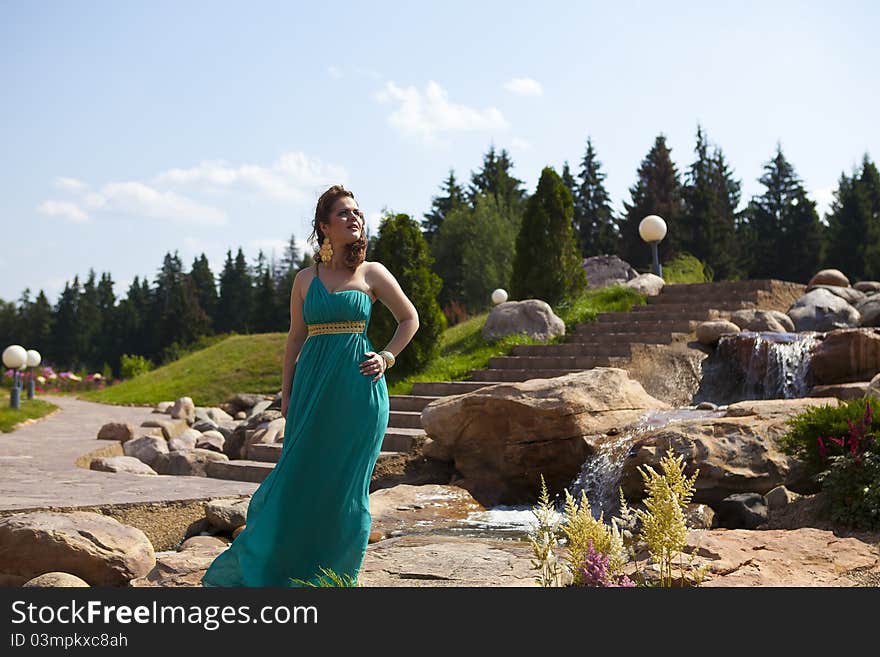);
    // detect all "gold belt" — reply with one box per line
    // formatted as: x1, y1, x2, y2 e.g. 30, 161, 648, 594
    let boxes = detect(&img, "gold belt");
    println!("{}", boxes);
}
307, 320, 366, 336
